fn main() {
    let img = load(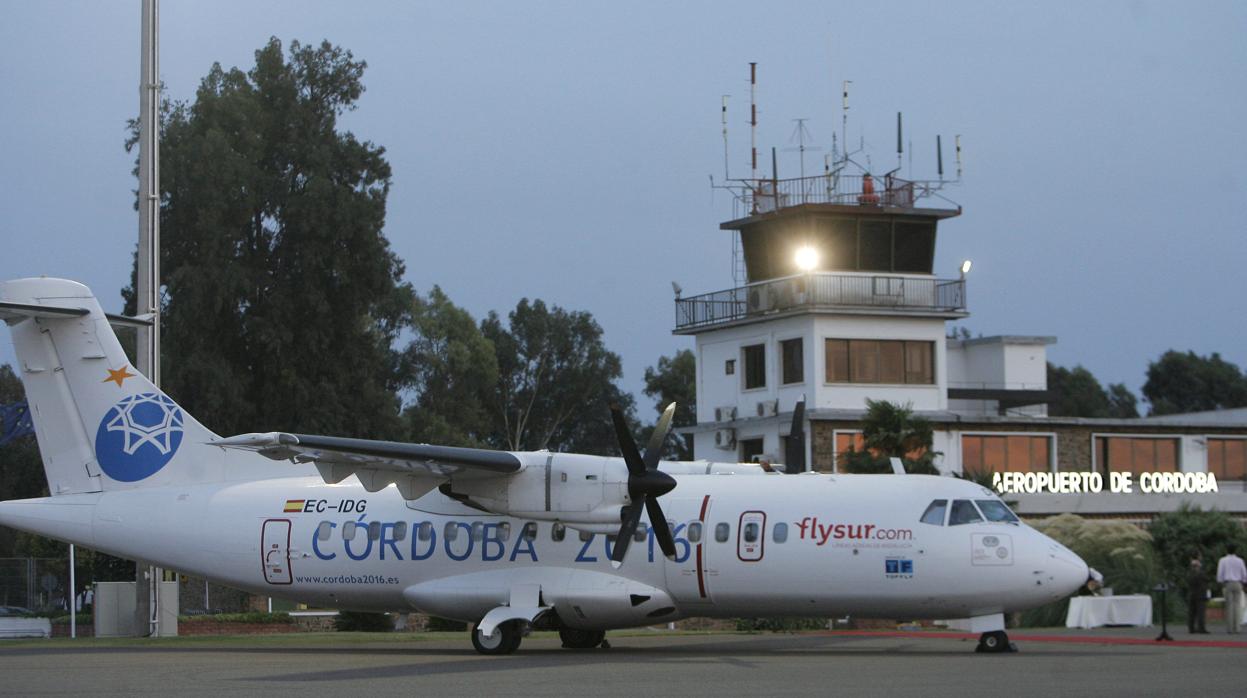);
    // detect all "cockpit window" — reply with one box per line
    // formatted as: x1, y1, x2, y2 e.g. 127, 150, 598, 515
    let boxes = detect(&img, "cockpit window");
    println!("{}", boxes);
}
975, 499, 1019, 523
948, 499, 983, 525
920, 499, 947, 526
